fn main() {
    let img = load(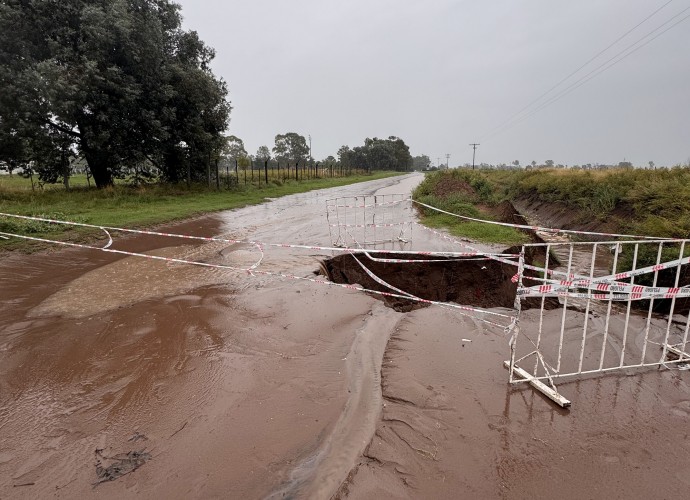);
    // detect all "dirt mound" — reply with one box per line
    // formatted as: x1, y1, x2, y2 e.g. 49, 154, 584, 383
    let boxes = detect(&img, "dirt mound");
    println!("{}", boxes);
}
512, 195, 634, 240
494, 199, 528, 226
432, 177, 475, 198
